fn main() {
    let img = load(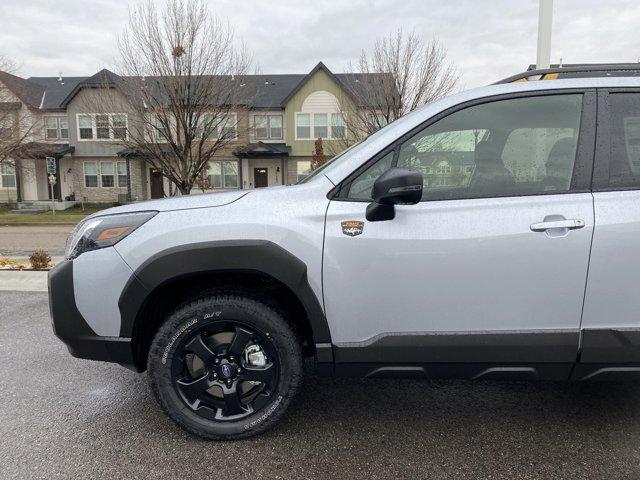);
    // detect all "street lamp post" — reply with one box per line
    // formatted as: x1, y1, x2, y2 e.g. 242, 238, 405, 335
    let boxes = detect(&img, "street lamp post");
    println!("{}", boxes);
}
536, 0, 554, 70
